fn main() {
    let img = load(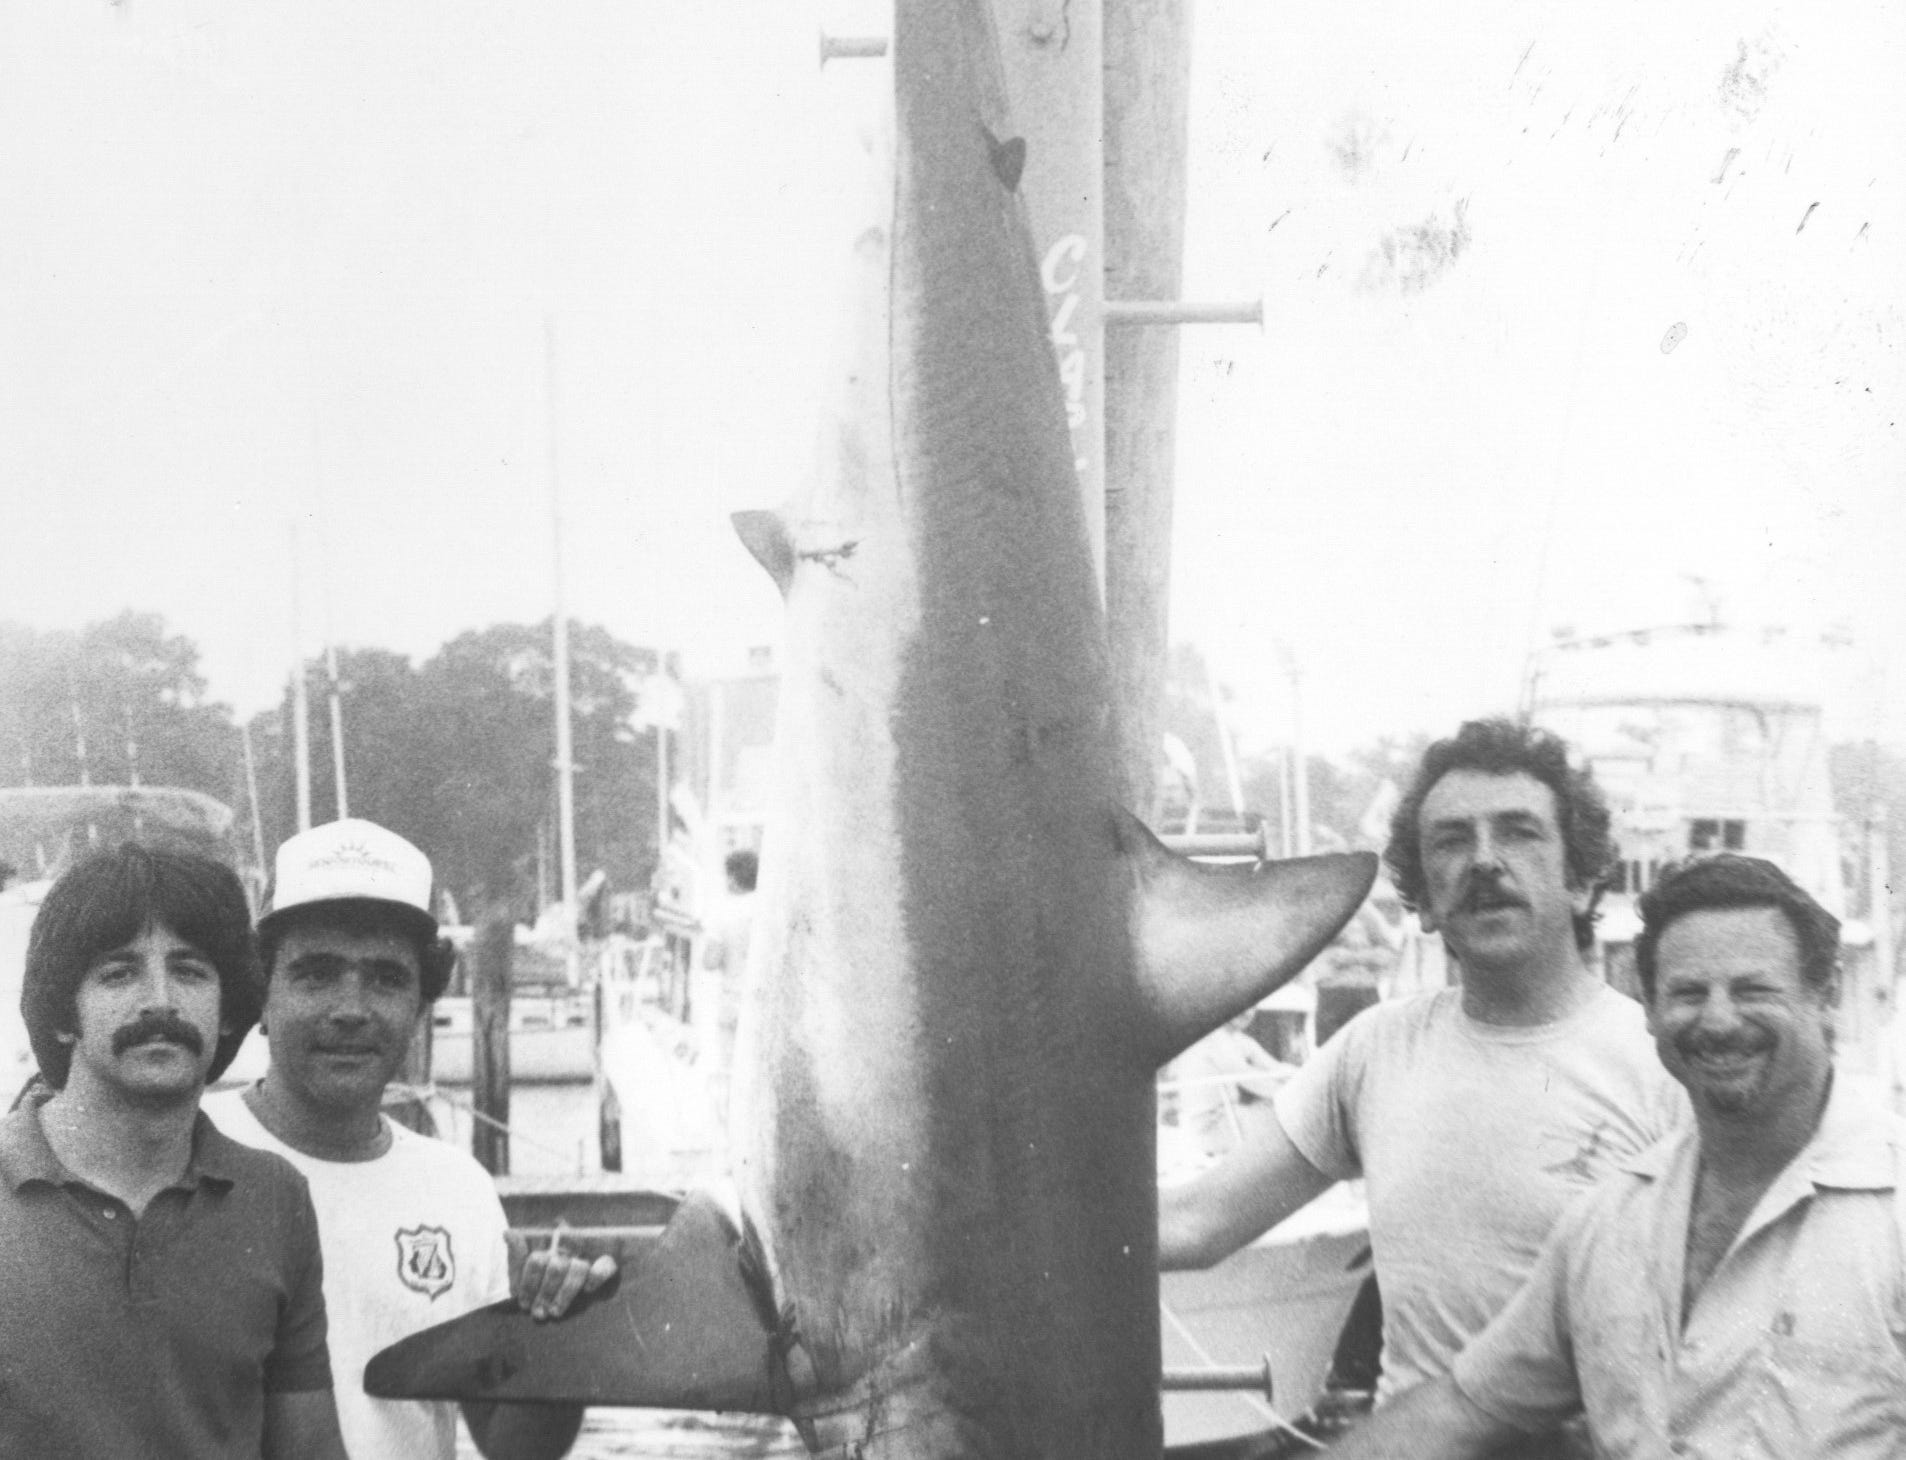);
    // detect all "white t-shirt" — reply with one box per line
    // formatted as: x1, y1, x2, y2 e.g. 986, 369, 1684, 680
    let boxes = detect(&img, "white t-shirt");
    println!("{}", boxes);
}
204, 1088, 512, 1460
1273, 983, 1686, 1401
